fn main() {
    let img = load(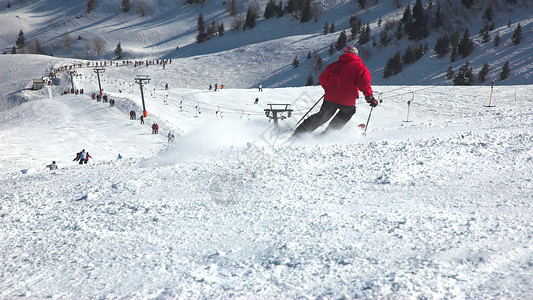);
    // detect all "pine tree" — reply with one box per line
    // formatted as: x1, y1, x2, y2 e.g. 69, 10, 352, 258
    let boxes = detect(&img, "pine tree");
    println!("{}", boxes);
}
323, 22, 329, 35
335, 30, 347, 51
383, 51, 402, 78
276, 0, 284, 17
446, 66, 454, 80
450, 30, 460, 62
307, 51, 312, 59
196, 13, 207, 43
450, 47, 457, 62
494, 32, 501, 46
121, 0, 130, 12
358, 0, 367, 9
218, 22, 225, 36
394, 22, 403, 41
300, 0, 312, 23
286, 0, 296, 14
401, 4, 412, 24
434, 4, 443, 28
402, 45, 417, 64
408, 0, 427, 41
478, 63, 489, 82
11, 45, 17, 54
328, 44, 334, 55
458, 29, 474, 58
87, 0, 97, 13
7, 1, 11, 8
329, 22, 335, 33
16, 30, 25, 49
114, 42, 123, 59
482, 6, 492, 21
350, 16, 361, 39
264, 0, 277, 19
481, 28, 490, 43
305, 74, 314, 86
499, 61, 510, 80
292, 56, 299, 68
207, 20, 218, 39
359, 23, 371, 45
453, 61, 474, 86
511, 23, 522, 45
379, 30, 389, 47
245, 5, 257, 29
434, 34, 450, 58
